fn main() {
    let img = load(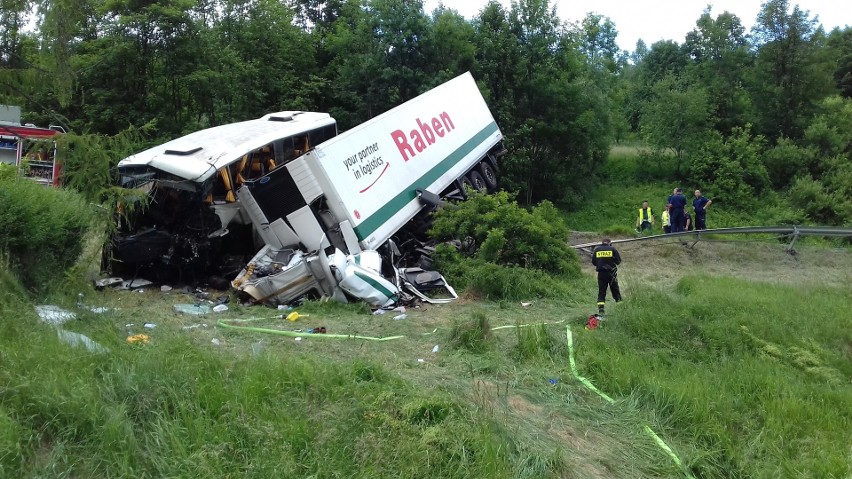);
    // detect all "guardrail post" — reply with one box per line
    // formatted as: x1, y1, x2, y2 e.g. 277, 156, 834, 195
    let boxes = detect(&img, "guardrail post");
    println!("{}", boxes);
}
786, 226, 800, 254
